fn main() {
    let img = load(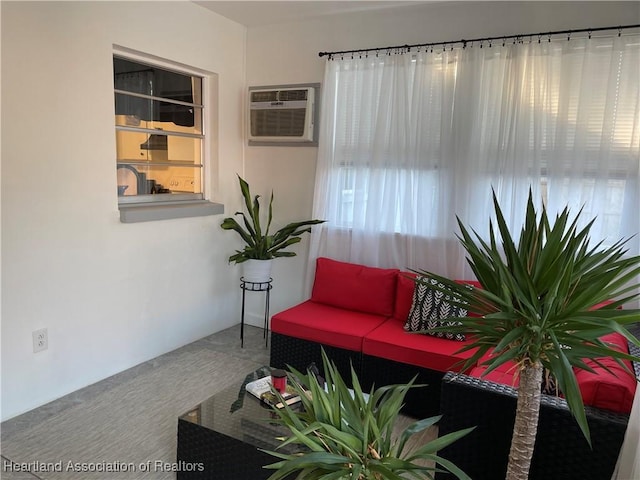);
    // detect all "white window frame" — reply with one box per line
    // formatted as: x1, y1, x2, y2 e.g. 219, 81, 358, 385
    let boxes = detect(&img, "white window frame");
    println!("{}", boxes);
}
113, 46, 222, 223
